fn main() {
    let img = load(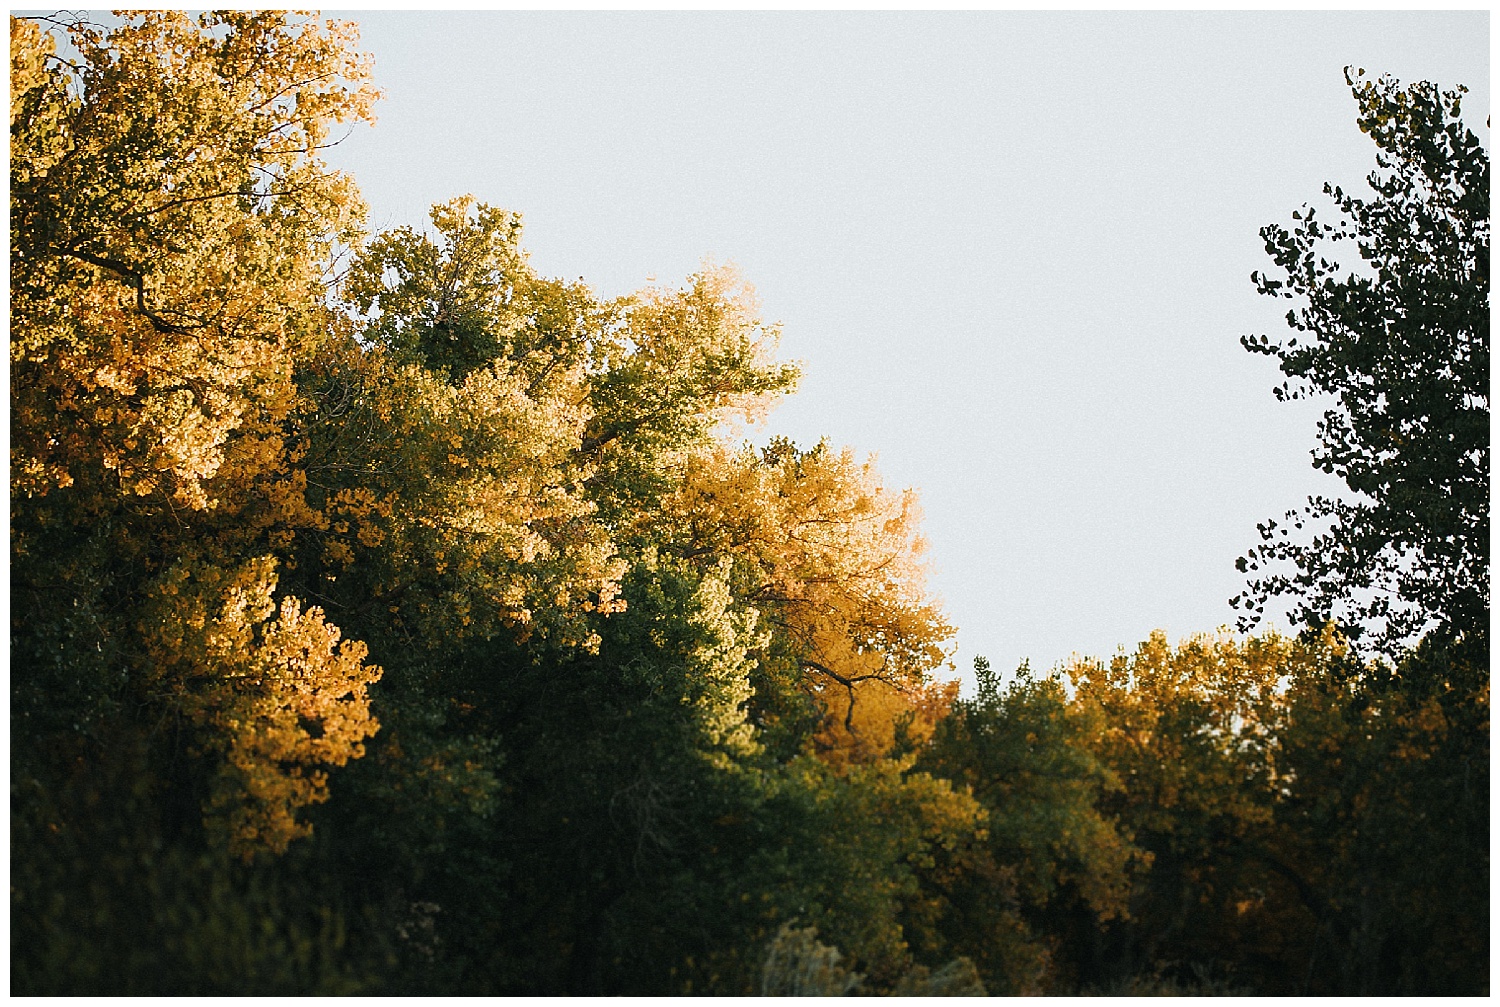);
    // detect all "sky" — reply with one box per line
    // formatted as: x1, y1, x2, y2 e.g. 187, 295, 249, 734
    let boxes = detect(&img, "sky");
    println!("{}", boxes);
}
321, 11, 1489, 689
